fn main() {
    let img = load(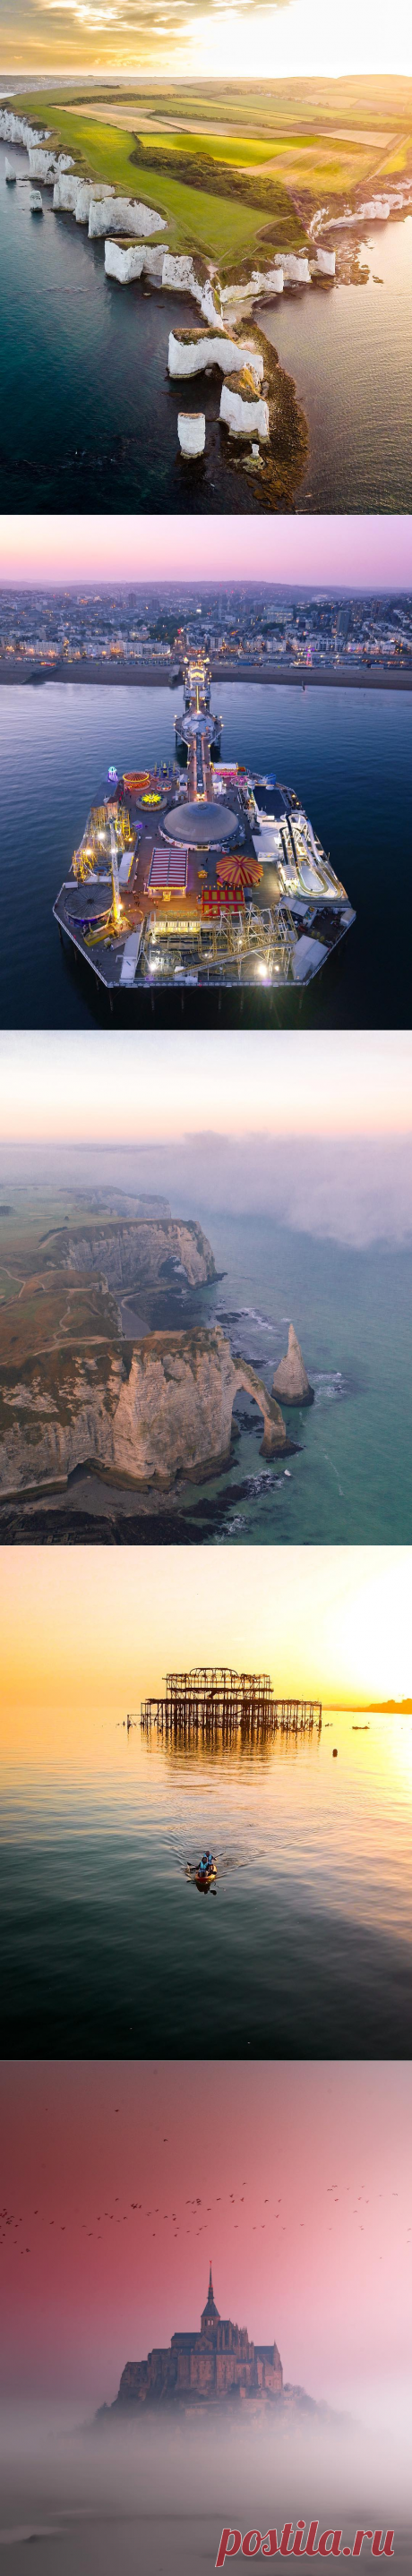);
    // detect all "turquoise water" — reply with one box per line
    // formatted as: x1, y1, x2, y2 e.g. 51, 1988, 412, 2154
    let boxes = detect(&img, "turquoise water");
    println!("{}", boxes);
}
1, 1695, 411, 2055
1, 679, 412, 1029
1, 139, 412, 512
163, 1210, 412, 1547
